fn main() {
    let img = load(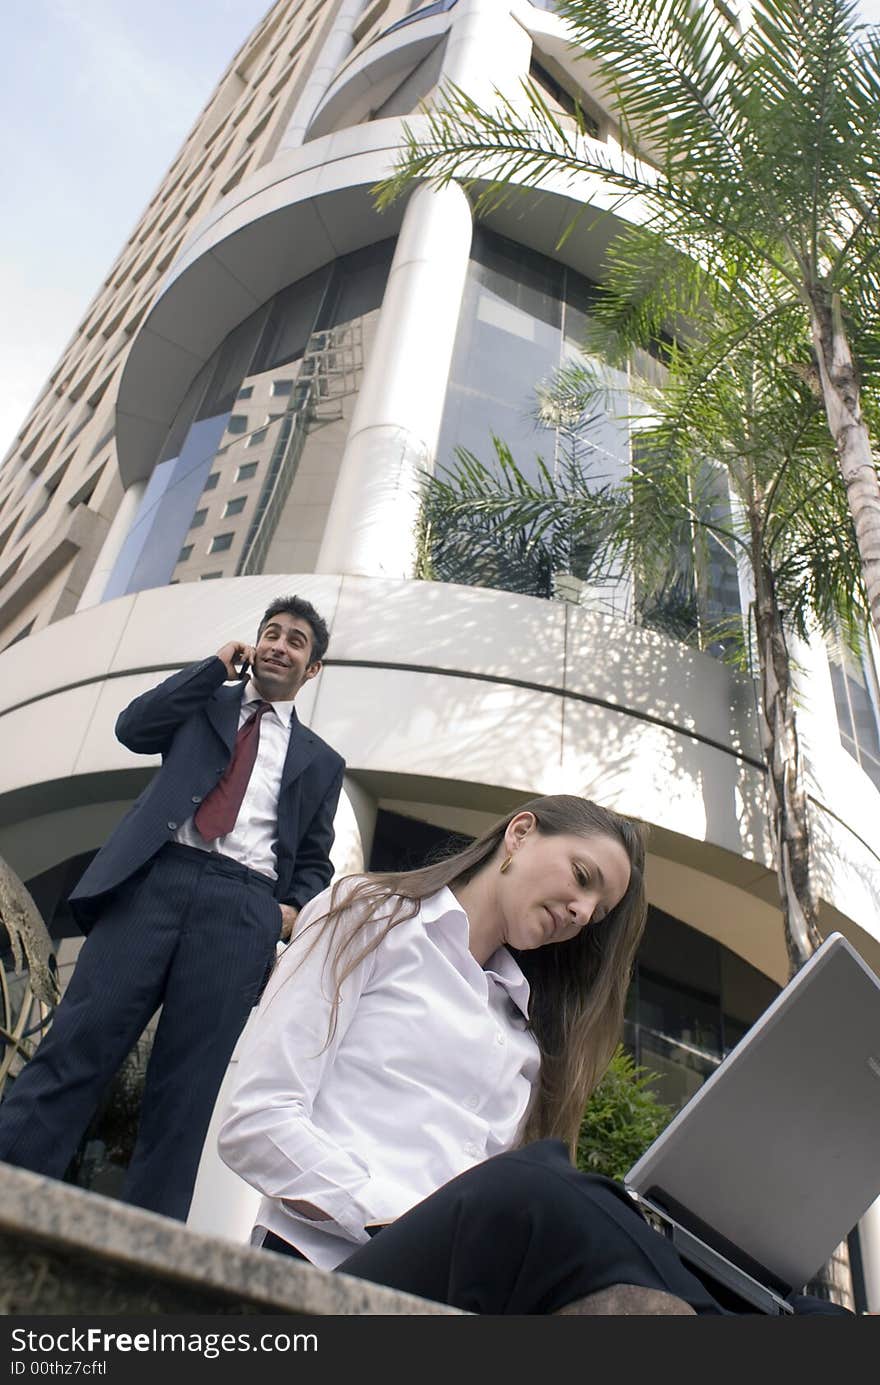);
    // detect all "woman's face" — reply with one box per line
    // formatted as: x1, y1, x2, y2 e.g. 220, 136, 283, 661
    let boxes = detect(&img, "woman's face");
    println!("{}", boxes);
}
496, 816, 632, 952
